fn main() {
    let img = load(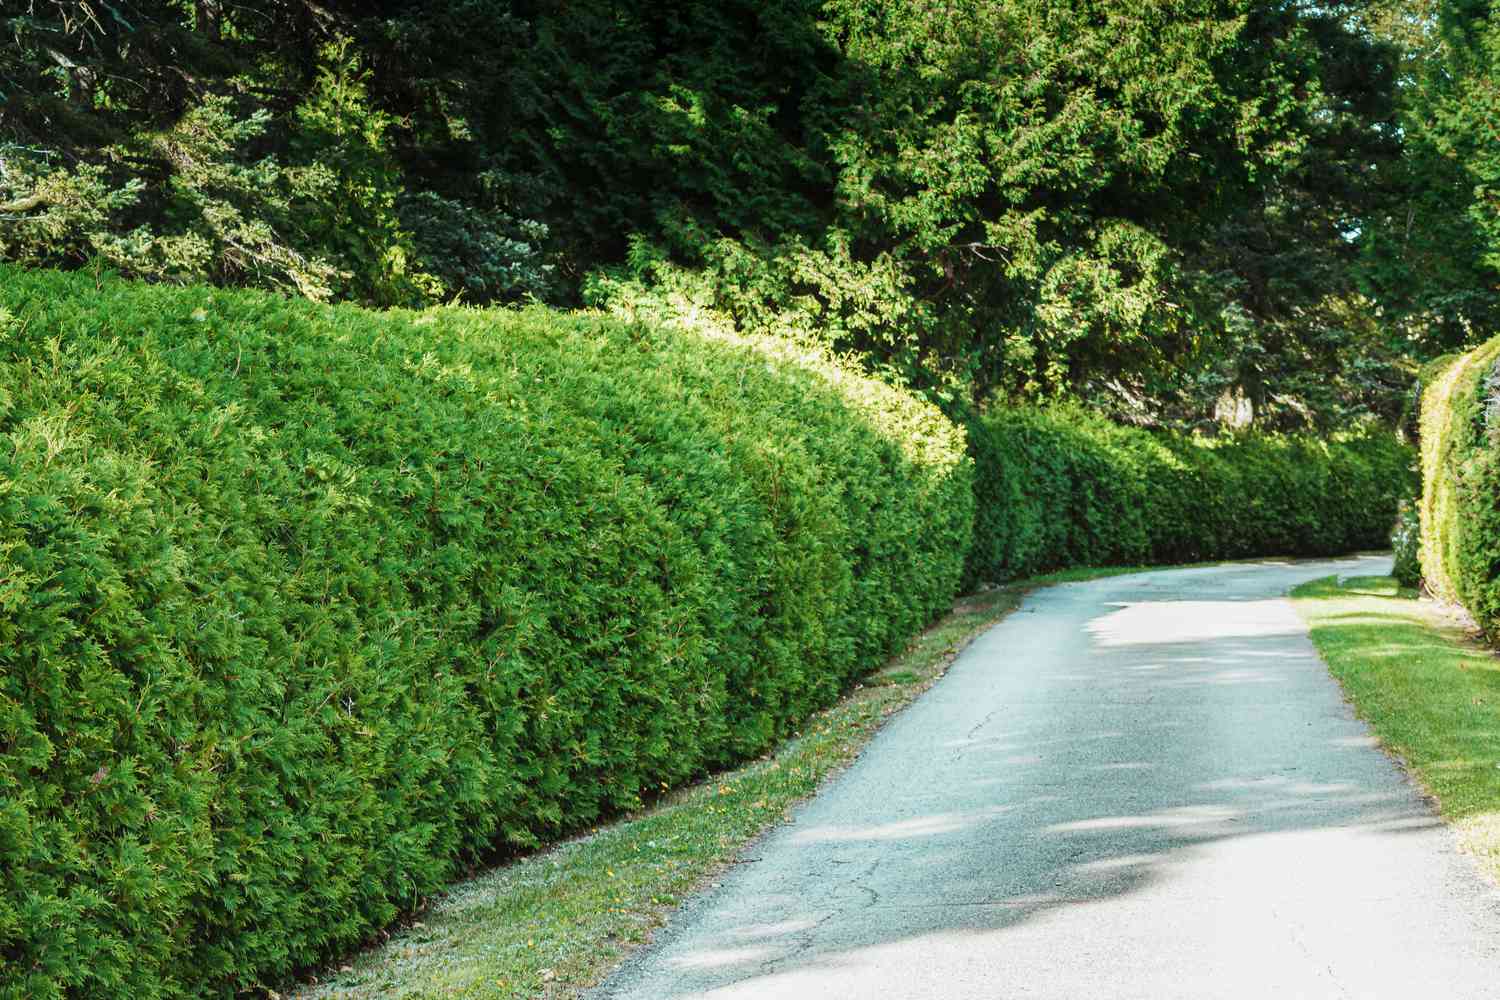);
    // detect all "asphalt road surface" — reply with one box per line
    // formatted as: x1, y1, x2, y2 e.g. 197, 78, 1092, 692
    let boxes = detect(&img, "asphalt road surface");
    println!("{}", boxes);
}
591, 555, 1500, 999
